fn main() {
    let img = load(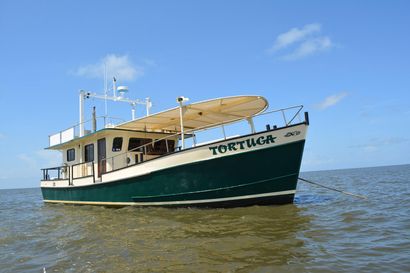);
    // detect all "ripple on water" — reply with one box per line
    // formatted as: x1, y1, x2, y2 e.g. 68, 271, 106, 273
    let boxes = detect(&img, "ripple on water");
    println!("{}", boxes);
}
0, 165, 410, 272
